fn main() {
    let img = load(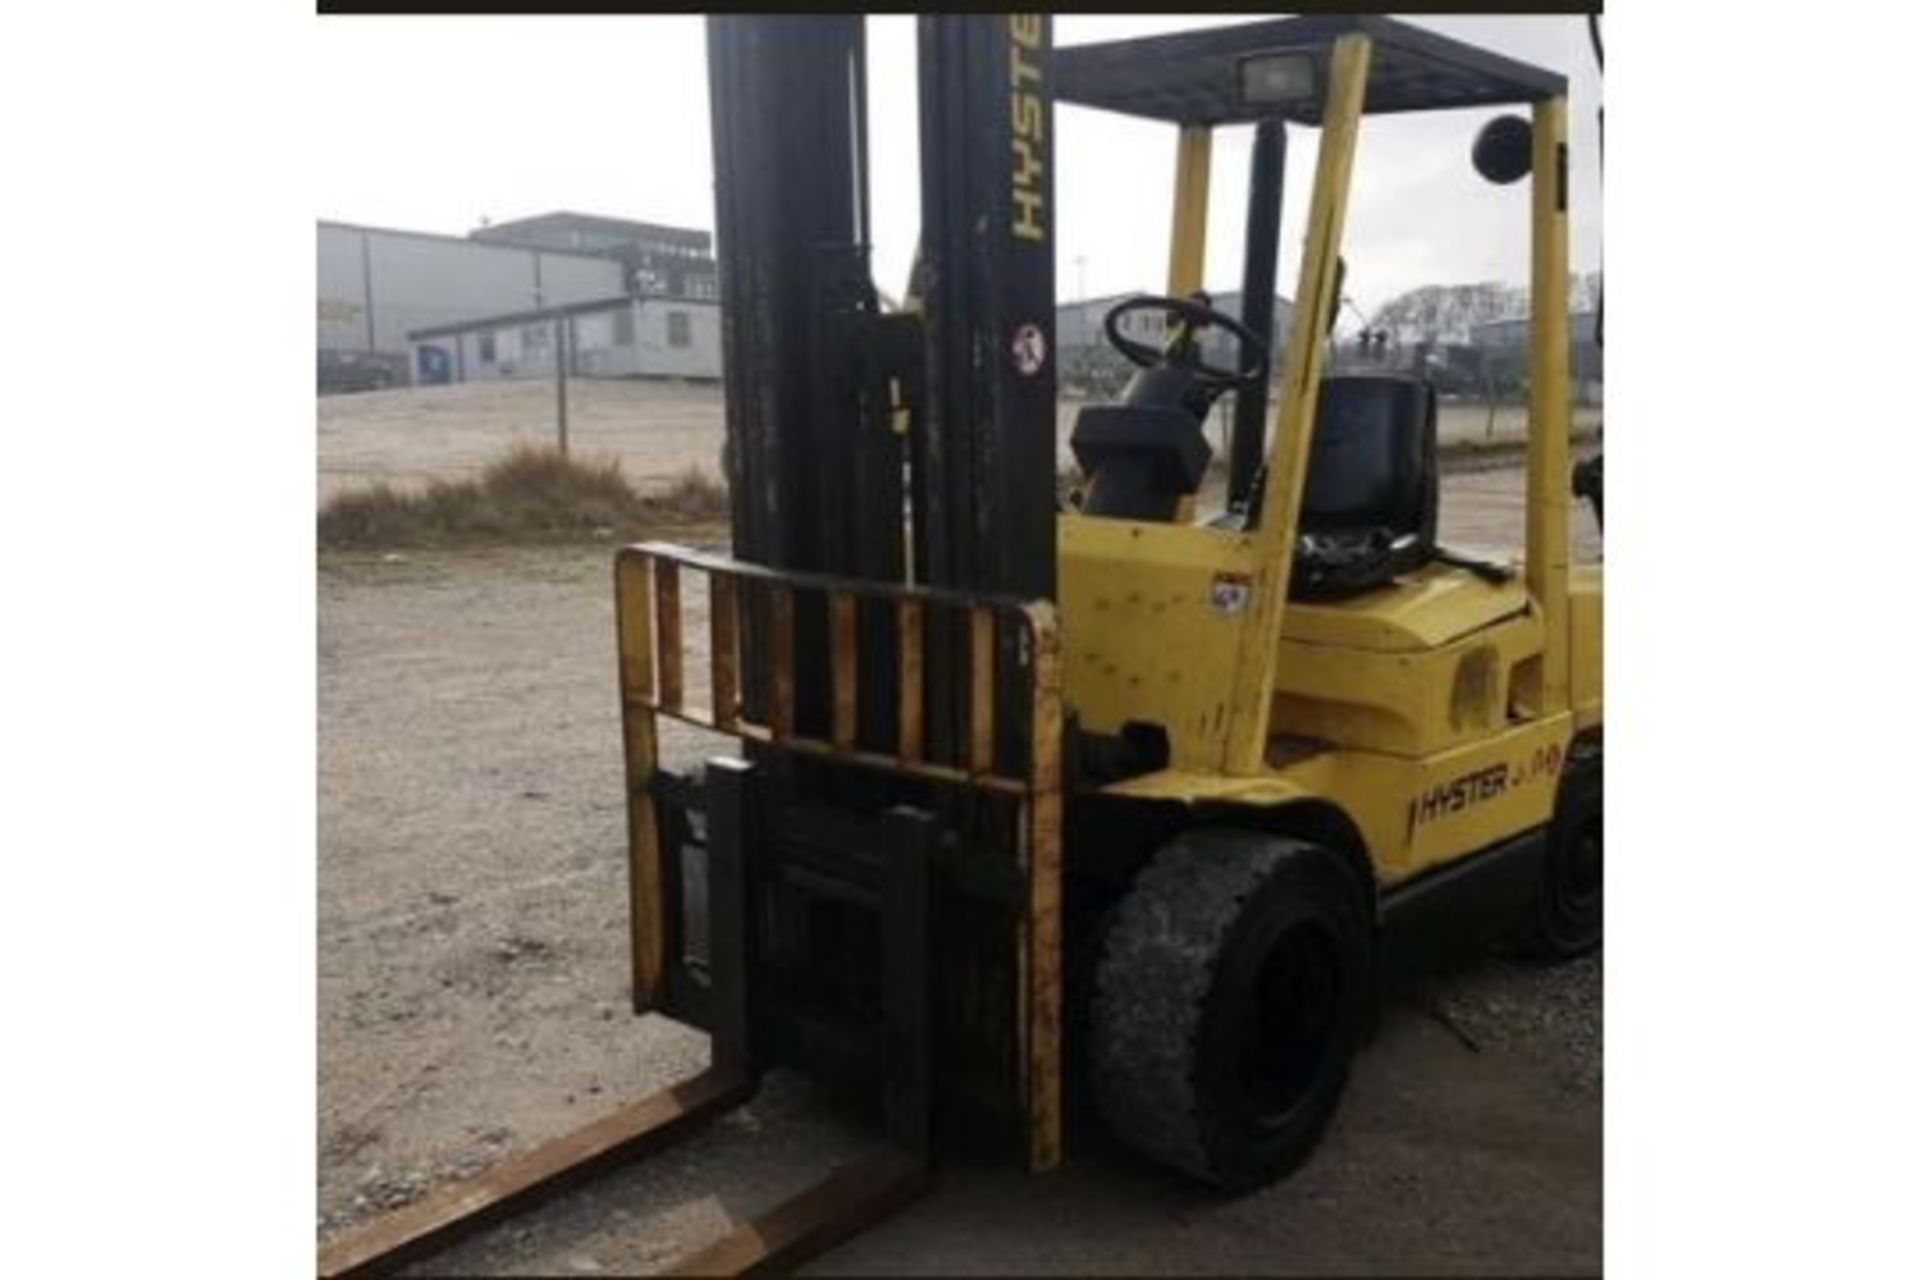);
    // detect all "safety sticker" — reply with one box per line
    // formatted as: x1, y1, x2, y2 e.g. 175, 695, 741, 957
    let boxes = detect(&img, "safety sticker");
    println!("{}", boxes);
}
1209, 572, 1252, 614
1010, 323, 1048, 376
